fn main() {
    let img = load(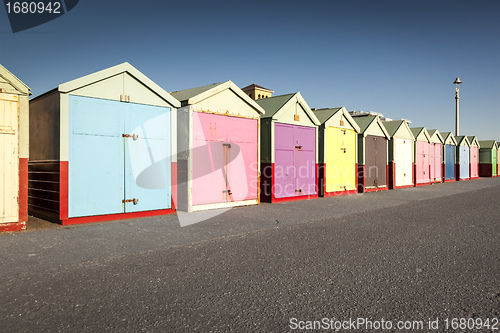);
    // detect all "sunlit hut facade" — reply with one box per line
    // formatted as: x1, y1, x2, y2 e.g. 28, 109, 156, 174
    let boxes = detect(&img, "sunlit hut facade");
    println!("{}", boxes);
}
313, 107, 360, 197
410, 127, 431, 187
427, 129, 444, 183
497, 143, 500, 177
441, 132, 457, 182
350, 112, 390, 193
257, 92, 320, 203
466, 136, 480, 180
28, 63, 180, 225
478, 140, 498, 177
497, 142, 500, 176
0, 64, 30, 232
455, 136, 471, 181
172, 81, 265, 212
382, 119, 415, 189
